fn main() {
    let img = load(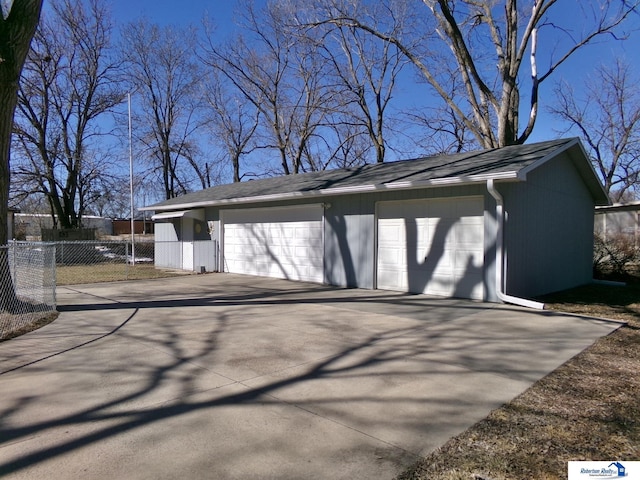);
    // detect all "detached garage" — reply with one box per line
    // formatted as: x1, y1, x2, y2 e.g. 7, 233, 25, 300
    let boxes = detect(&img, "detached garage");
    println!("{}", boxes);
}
143, 138, 609, 305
